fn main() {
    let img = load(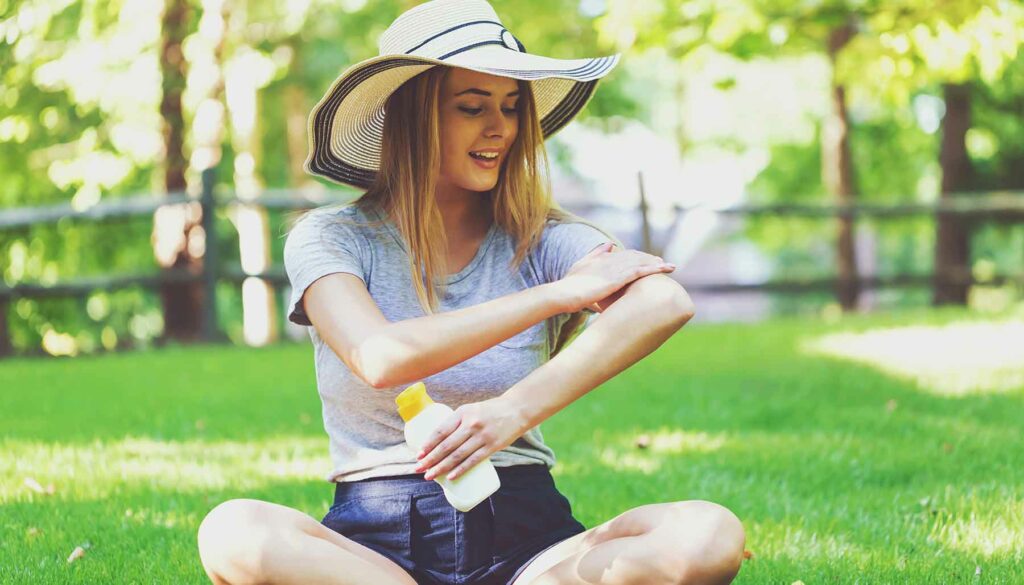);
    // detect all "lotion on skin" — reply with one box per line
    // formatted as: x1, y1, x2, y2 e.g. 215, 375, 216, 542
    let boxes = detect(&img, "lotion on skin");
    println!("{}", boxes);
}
396, 382, 500, 512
